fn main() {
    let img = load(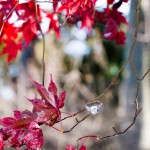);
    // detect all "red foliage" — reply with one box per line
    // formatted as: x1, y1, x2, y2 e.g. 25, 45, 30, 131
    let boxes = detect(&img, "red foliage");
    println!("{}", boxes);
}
95, 1, 128, 45
0, 75, 65, 149
102, 18, 118, 40
0, 0, 129, 62
122, 0, 128, 2
66, 144, 86, 150
30, 75, 66, 125
115, 31, 126, 45
0, 110, 40, 149
107, 0, 115, 5
0, 0, 129, 149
